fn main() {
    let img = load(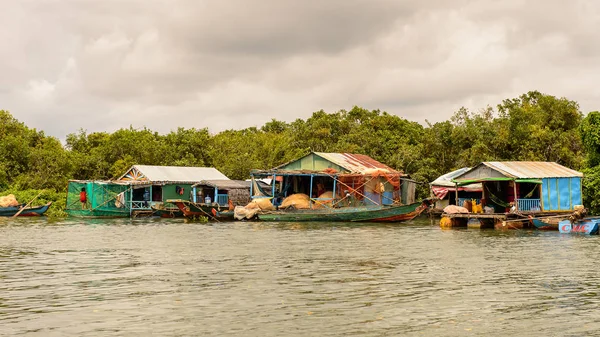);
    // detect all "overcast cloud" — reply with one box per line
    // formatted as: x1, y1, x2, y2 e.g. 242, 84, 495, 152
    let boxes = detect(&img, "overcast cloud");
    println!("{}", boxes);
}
1, 0, 599, 138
